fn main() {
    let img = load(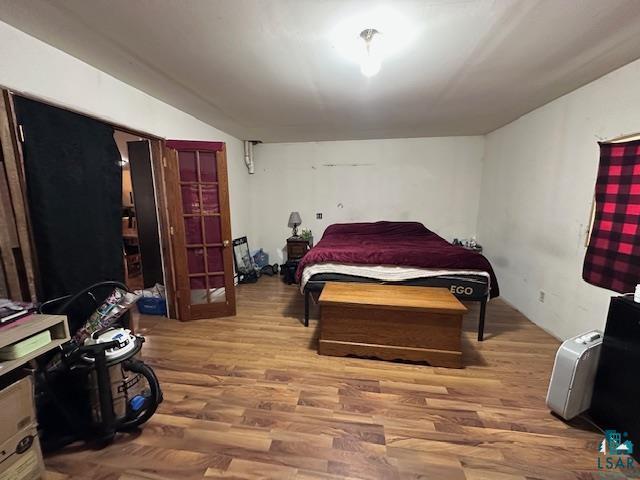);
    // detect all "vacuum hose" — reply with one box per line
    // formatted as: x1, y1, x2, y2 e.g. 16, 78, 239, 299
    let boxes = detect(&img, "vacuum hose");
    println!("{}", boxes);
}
118, 358, 163, 431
